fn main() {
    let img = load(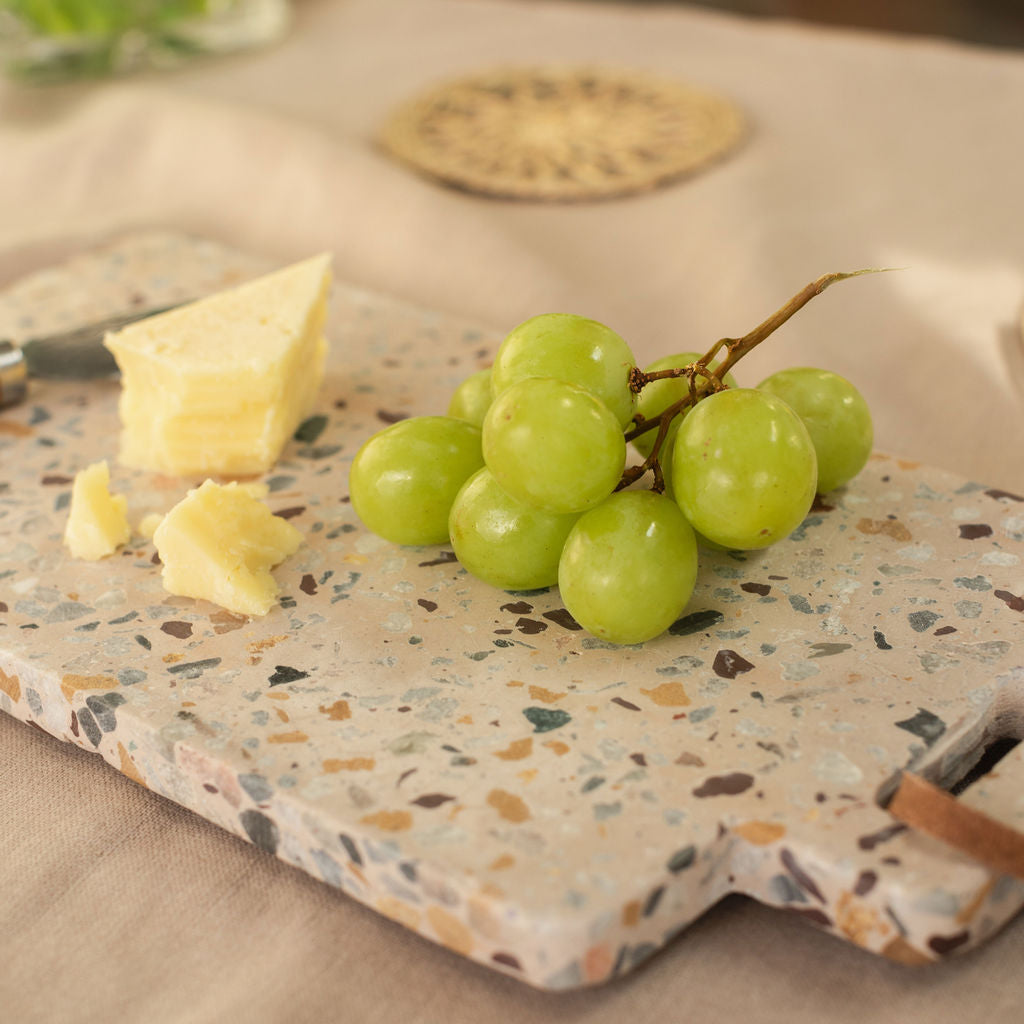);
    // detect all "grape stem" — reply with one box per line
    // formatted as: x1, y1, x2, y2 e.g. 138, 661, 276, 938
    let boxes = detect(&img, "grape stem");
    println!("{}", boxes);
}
618, 268, 891, 492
